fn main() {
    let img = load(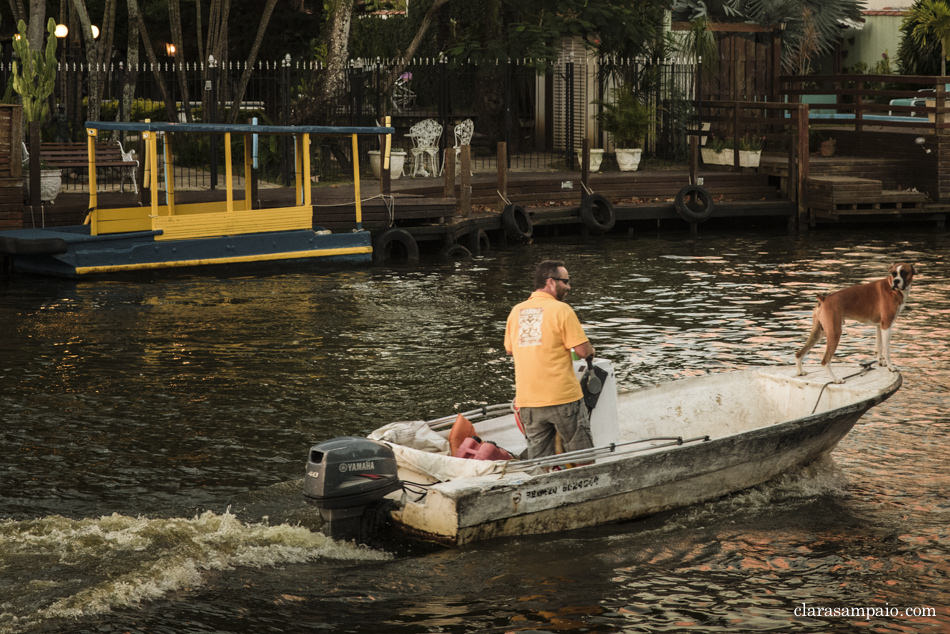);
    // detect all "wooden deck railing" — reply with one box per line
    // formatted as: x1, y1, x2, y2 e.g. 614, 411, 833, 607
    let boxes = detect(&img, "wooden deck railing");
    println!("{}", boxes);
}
781, 74, 950, 133
692, 100, 810, 226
